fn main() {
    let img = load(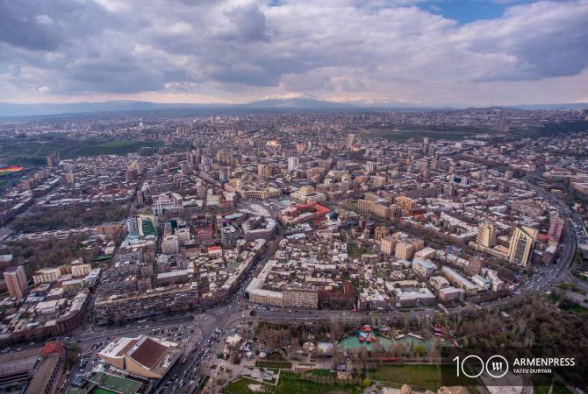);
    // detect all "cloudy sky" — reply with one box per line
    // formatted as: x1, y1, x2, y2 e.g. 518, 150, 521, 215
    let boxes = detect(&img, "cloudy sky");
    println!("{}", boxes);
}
1, 0, 587, 106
